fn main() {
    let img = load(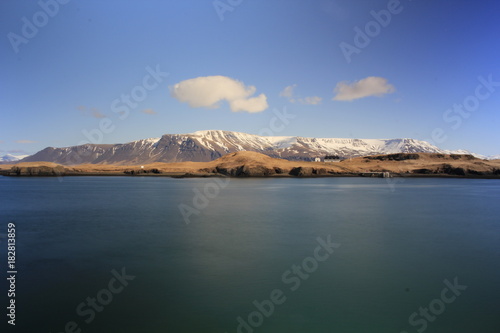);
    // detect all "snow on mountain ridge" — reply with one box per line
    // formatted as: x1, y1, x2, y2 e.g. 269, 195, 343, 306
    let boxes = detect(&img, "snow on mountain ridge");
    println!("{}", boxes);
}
141, 138, 161, 144
0, 154, 30, 162
180, 131, 493, 159
187, 131, 442, 154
